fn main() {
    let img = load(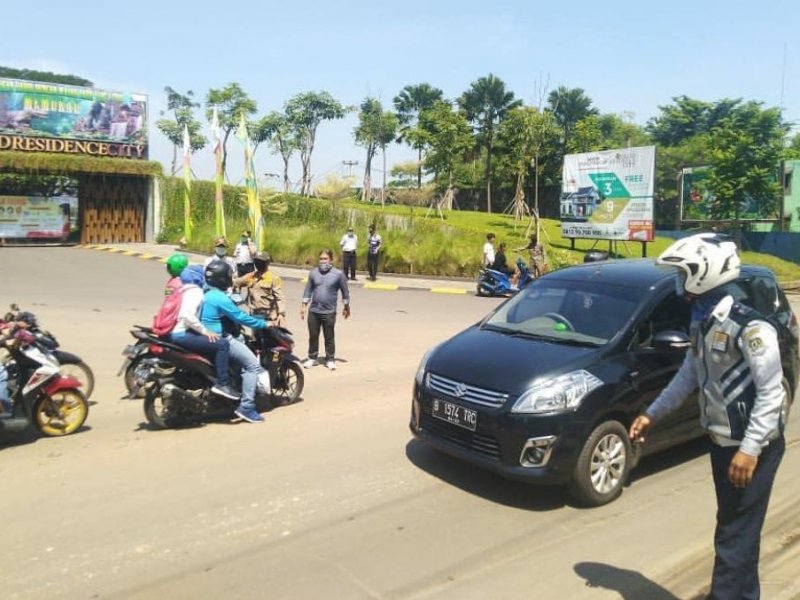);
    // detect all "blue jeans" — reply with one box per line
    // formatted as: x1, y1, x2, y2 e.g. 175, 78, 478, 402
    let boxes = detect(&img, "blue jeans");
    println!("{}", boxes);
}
169, 331, 231, 386
0, 363, 10, 410
227, 336, 261, 413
